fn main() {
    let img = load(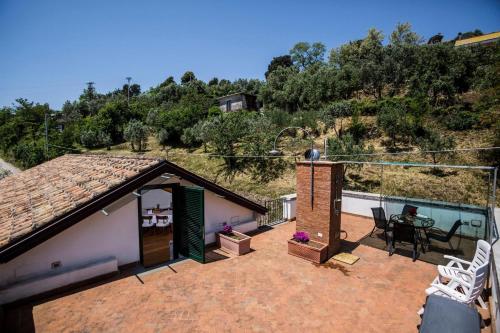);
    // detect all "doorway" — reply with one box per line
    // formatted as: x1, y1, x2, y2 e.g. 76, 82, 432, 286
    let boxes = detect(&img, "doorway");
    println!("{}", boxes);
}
138, 184, 206, 267
138, 185, 175, 267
